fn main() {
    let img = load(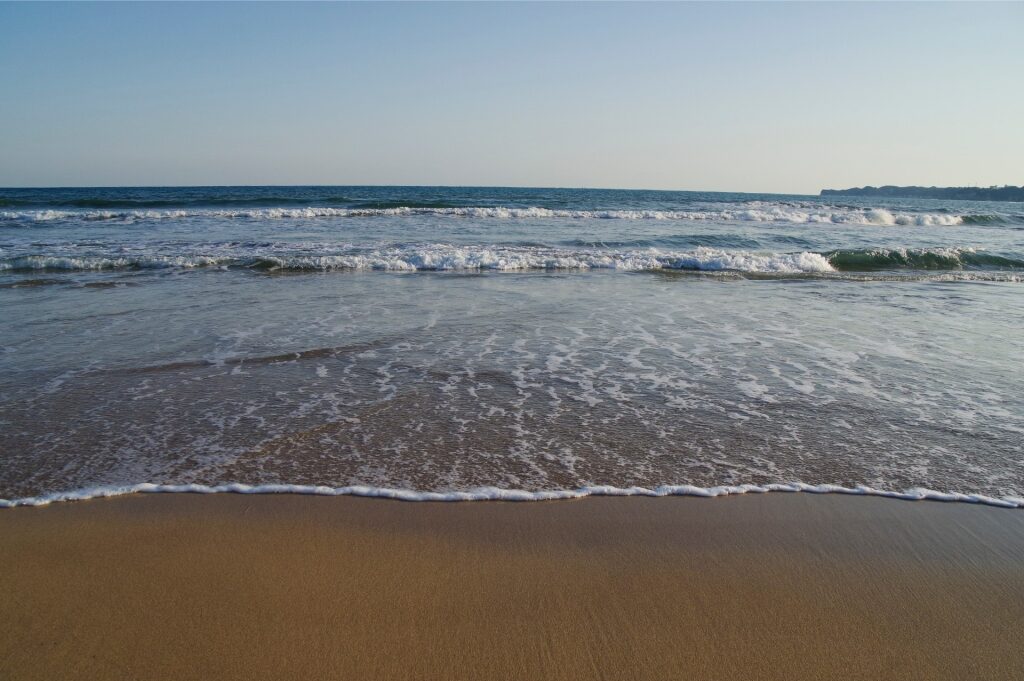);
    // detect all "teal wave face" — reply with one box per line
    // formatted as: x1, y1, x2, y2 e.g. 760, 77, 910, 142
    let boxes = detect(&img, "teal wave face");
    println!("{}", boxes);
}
825, 248, 1024, 271
958, 214, 1010, 225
